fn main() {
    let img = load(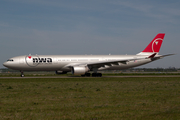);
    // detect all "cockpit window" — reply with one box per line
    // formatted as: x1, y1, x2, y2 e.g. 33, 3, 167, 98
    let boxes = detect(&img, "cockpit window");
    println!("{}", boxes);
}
7, 59, 14, 62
